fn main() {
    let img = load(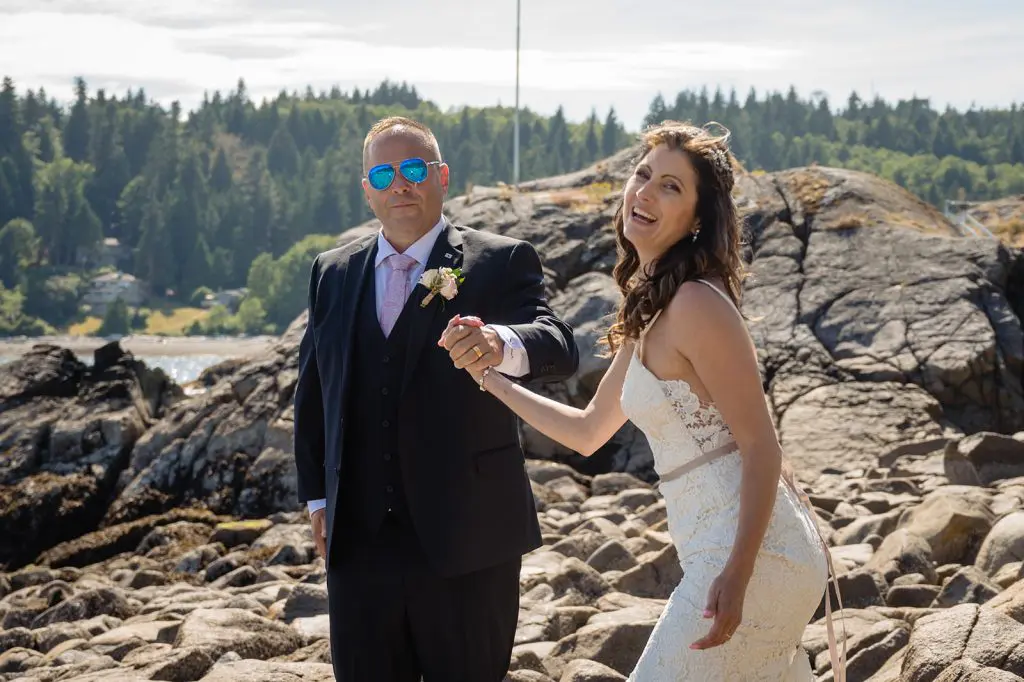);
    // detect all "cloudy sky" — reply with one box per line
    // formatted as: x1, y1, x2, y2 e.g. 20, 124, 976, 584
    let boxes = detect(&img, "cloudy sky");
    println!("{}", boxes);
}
2, 0, 1022, 128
